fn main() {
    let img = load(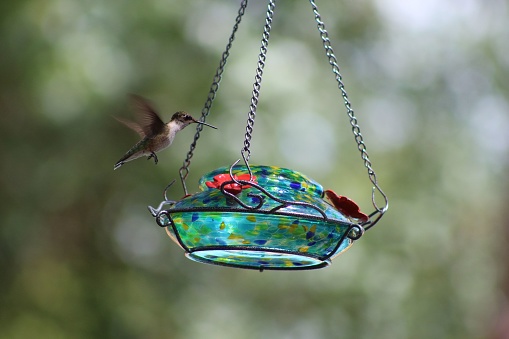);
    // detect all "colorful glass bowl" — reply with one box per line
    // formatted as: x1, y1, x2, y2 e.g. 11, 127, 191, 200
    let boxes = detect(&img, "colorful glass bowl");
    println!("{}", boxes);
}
152, 165, 363, 270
